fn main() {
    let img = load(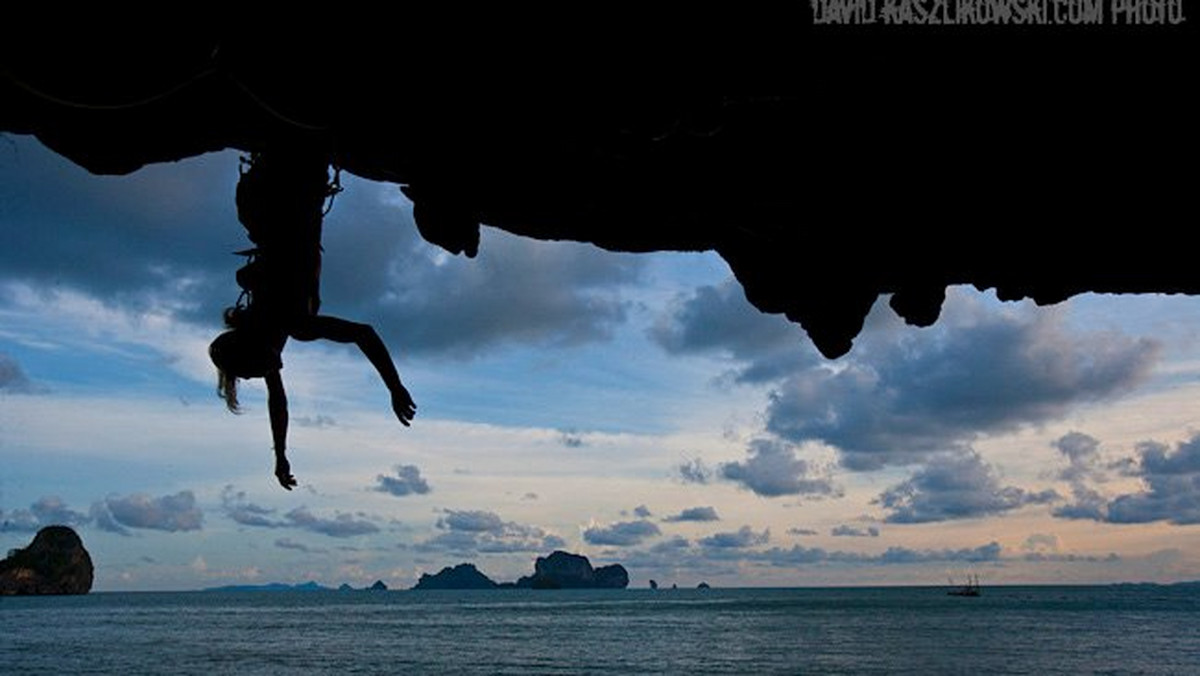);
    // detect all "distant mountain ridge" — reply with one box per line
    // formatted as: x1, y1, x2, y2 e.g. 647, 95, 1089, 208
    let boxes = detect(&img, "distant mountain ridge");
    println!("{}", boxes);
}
203, 581, 331, 592
204, 580, 388, 593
